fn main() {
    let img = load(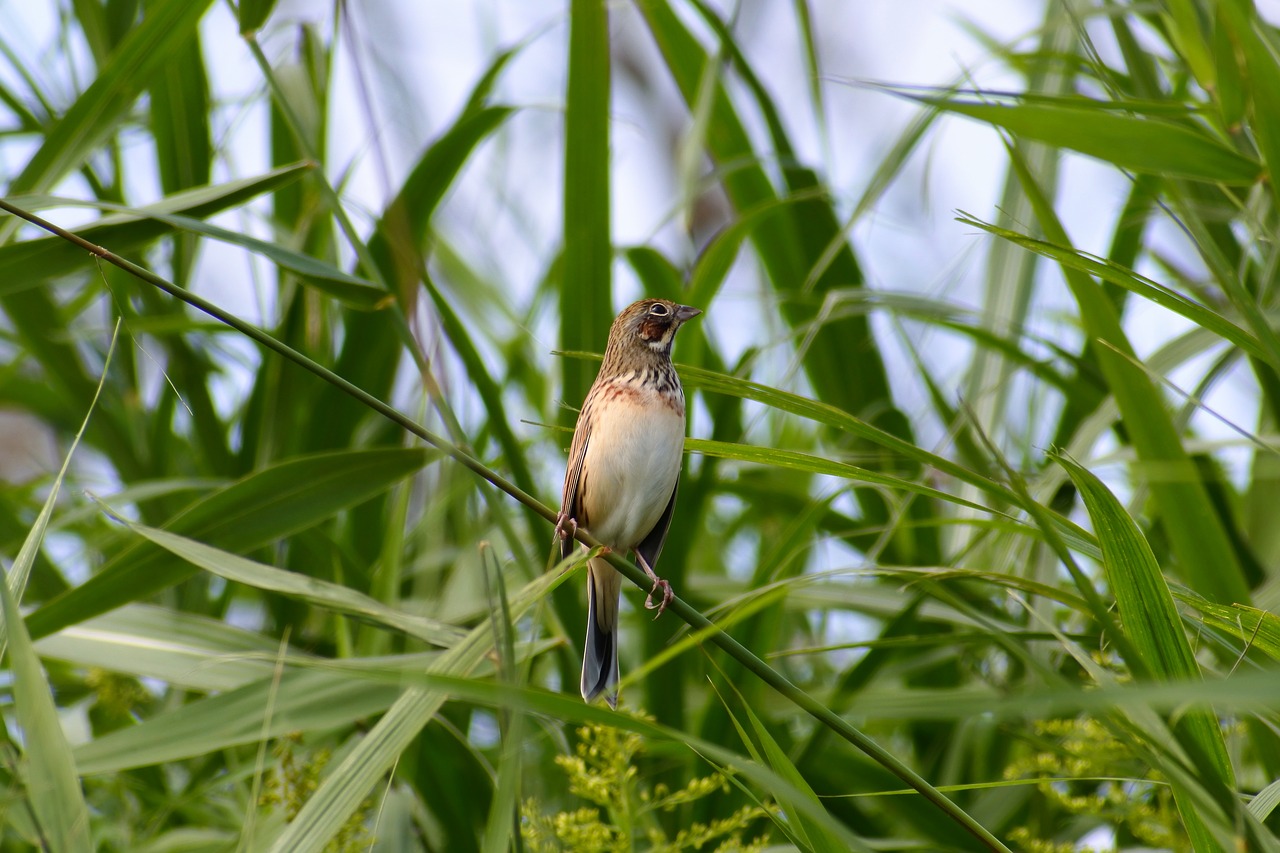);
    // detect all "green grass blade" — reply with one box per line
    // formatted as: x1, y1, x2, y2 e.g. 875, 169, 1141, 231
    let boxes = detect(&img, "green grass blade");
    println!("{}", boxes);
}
238, 0, 277, 35
1175, 593, 1280, 661
2, 322, 116, 626
367, 105, 514, 299
5, 0, 215, 199
36, 604, 292, 692
1217, 4, 1280, 183
559, 0, 614, 420
0, 573, 91, 851
887, 88, 1260, 183
0, 317, 115, 851
72, 668, 403, 775
956, 212, 1273, 370
1250, 778, 1280, 822
115, 520, 467, 647
720, 684, 869, 852
148, 25, 210, 198
266, 567, 570, 853
27, 448, 437, 638
1004, 145, 1251, 606
671, 361, 1055, 516
479, 547, 524, 853
686, 436, 1002, 517
0, 164, 312, 289
20, 200, 385, 308
1055, 451, 1234, 788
